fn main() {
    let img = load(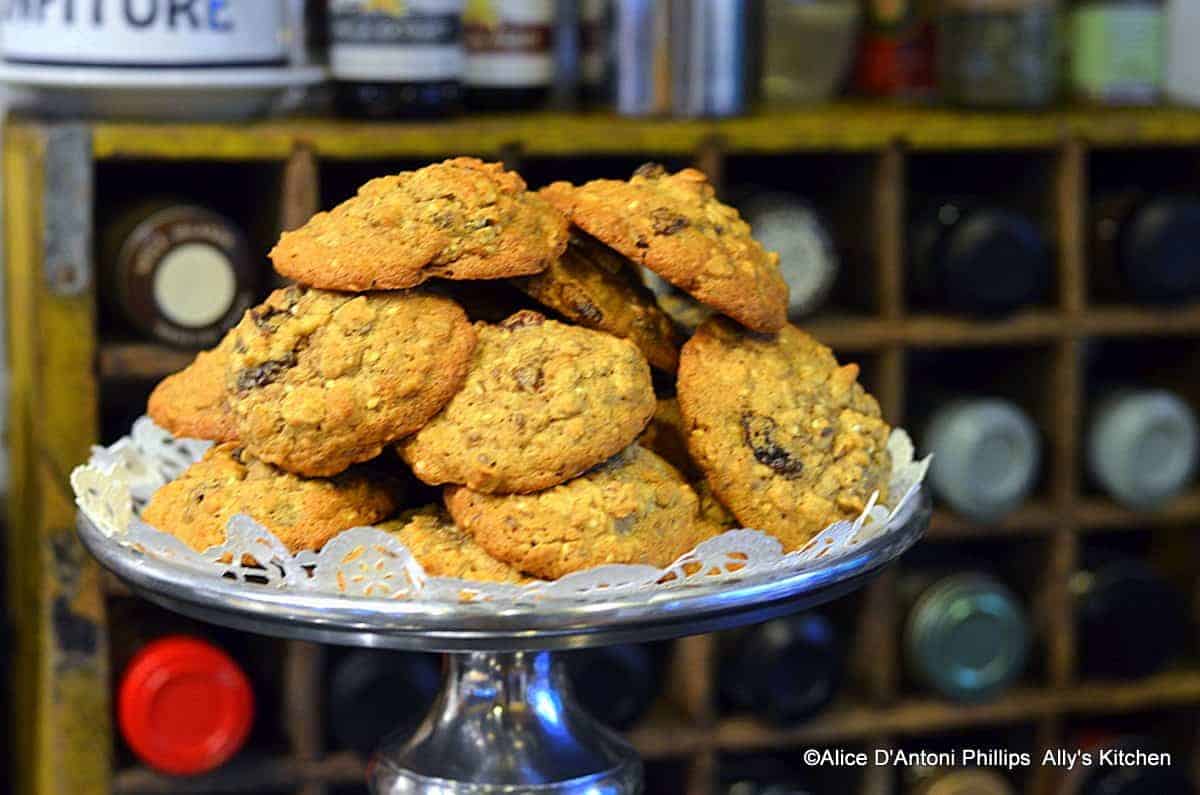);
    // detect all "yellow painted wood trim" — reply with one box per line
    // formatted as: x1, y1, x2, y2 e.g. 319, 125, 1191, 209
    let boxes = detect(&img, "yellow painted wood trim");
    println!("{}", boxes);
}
17, 106, 1200, 161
